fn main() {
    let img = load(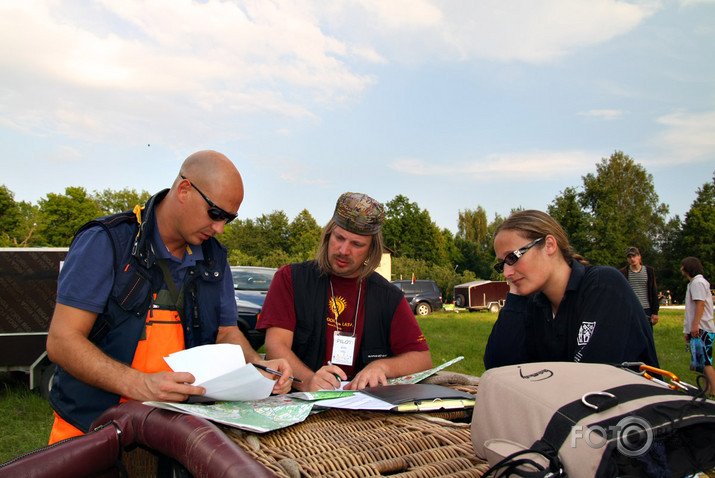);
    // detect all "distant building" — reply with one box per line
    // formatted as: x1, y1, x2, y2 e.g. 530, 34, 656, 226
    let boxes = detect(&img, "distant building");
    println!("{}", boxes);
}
375, 247, 393, 282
